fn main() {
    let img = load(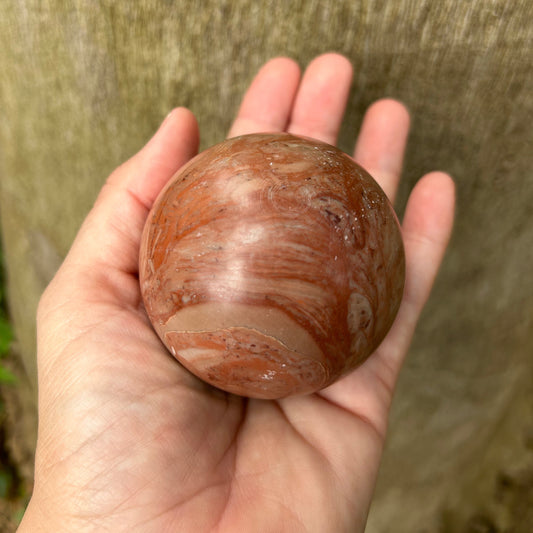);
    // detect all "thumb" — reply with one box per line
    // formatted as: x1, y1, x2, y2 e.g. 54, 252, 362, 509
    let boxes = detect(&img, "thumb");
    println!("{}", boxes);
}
69, 108, 199, 276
